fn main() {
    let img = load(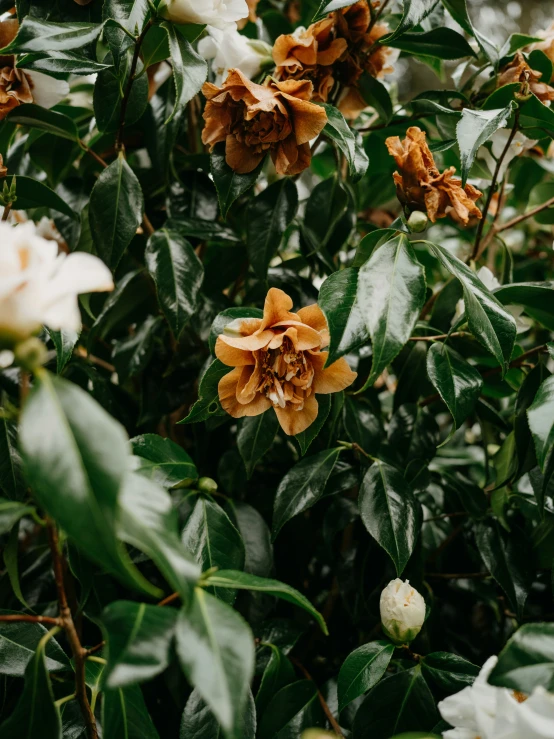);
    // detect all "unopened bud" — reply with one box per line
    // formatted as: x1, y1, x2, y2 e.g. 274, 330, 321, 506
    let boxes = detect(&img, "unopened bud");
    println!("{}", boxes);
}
13, 337, 47, 372
198, 476, 218, 493
380, 579, 426, 645
407, 210, 428, 233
